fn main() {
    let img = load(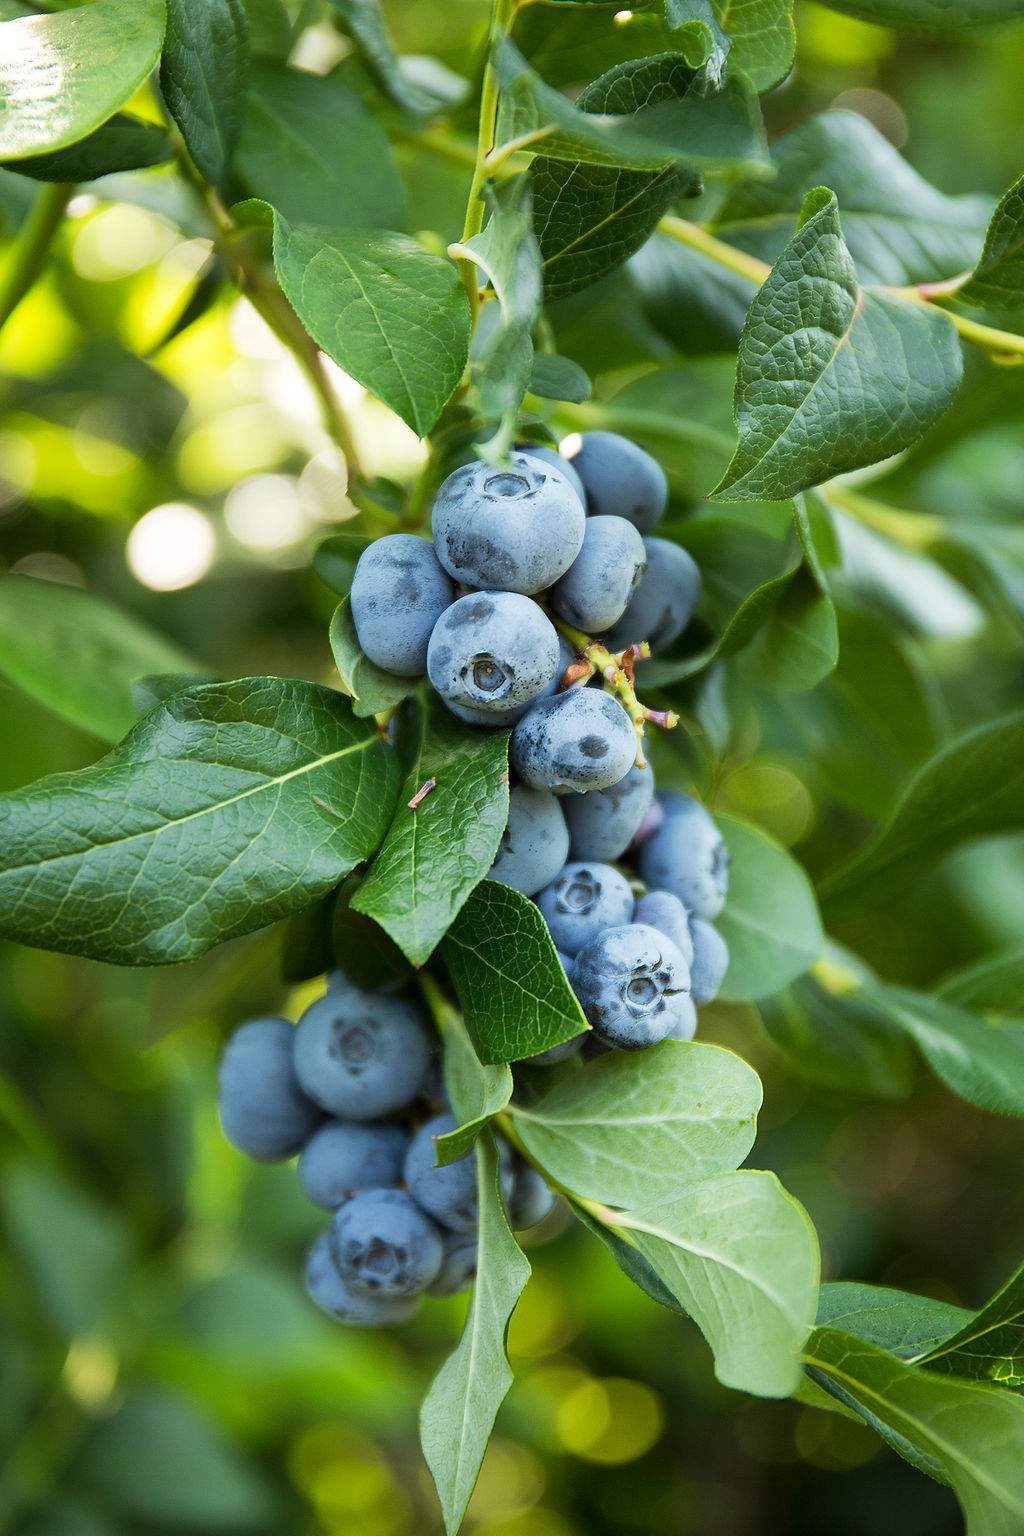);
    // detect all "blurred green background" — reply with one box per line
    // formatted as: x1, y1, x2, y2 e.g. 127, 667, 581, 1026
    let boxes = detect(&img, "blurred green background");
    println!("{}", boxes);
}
2, 2, 1024, 1533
